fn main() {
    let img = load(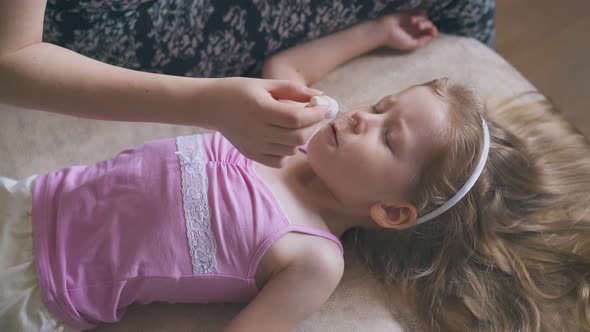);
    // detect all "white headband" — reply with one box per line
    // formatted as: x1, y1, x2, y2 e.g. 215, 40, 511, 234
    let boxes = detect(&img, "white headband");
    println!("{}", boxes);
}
412, 117, 490, 226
